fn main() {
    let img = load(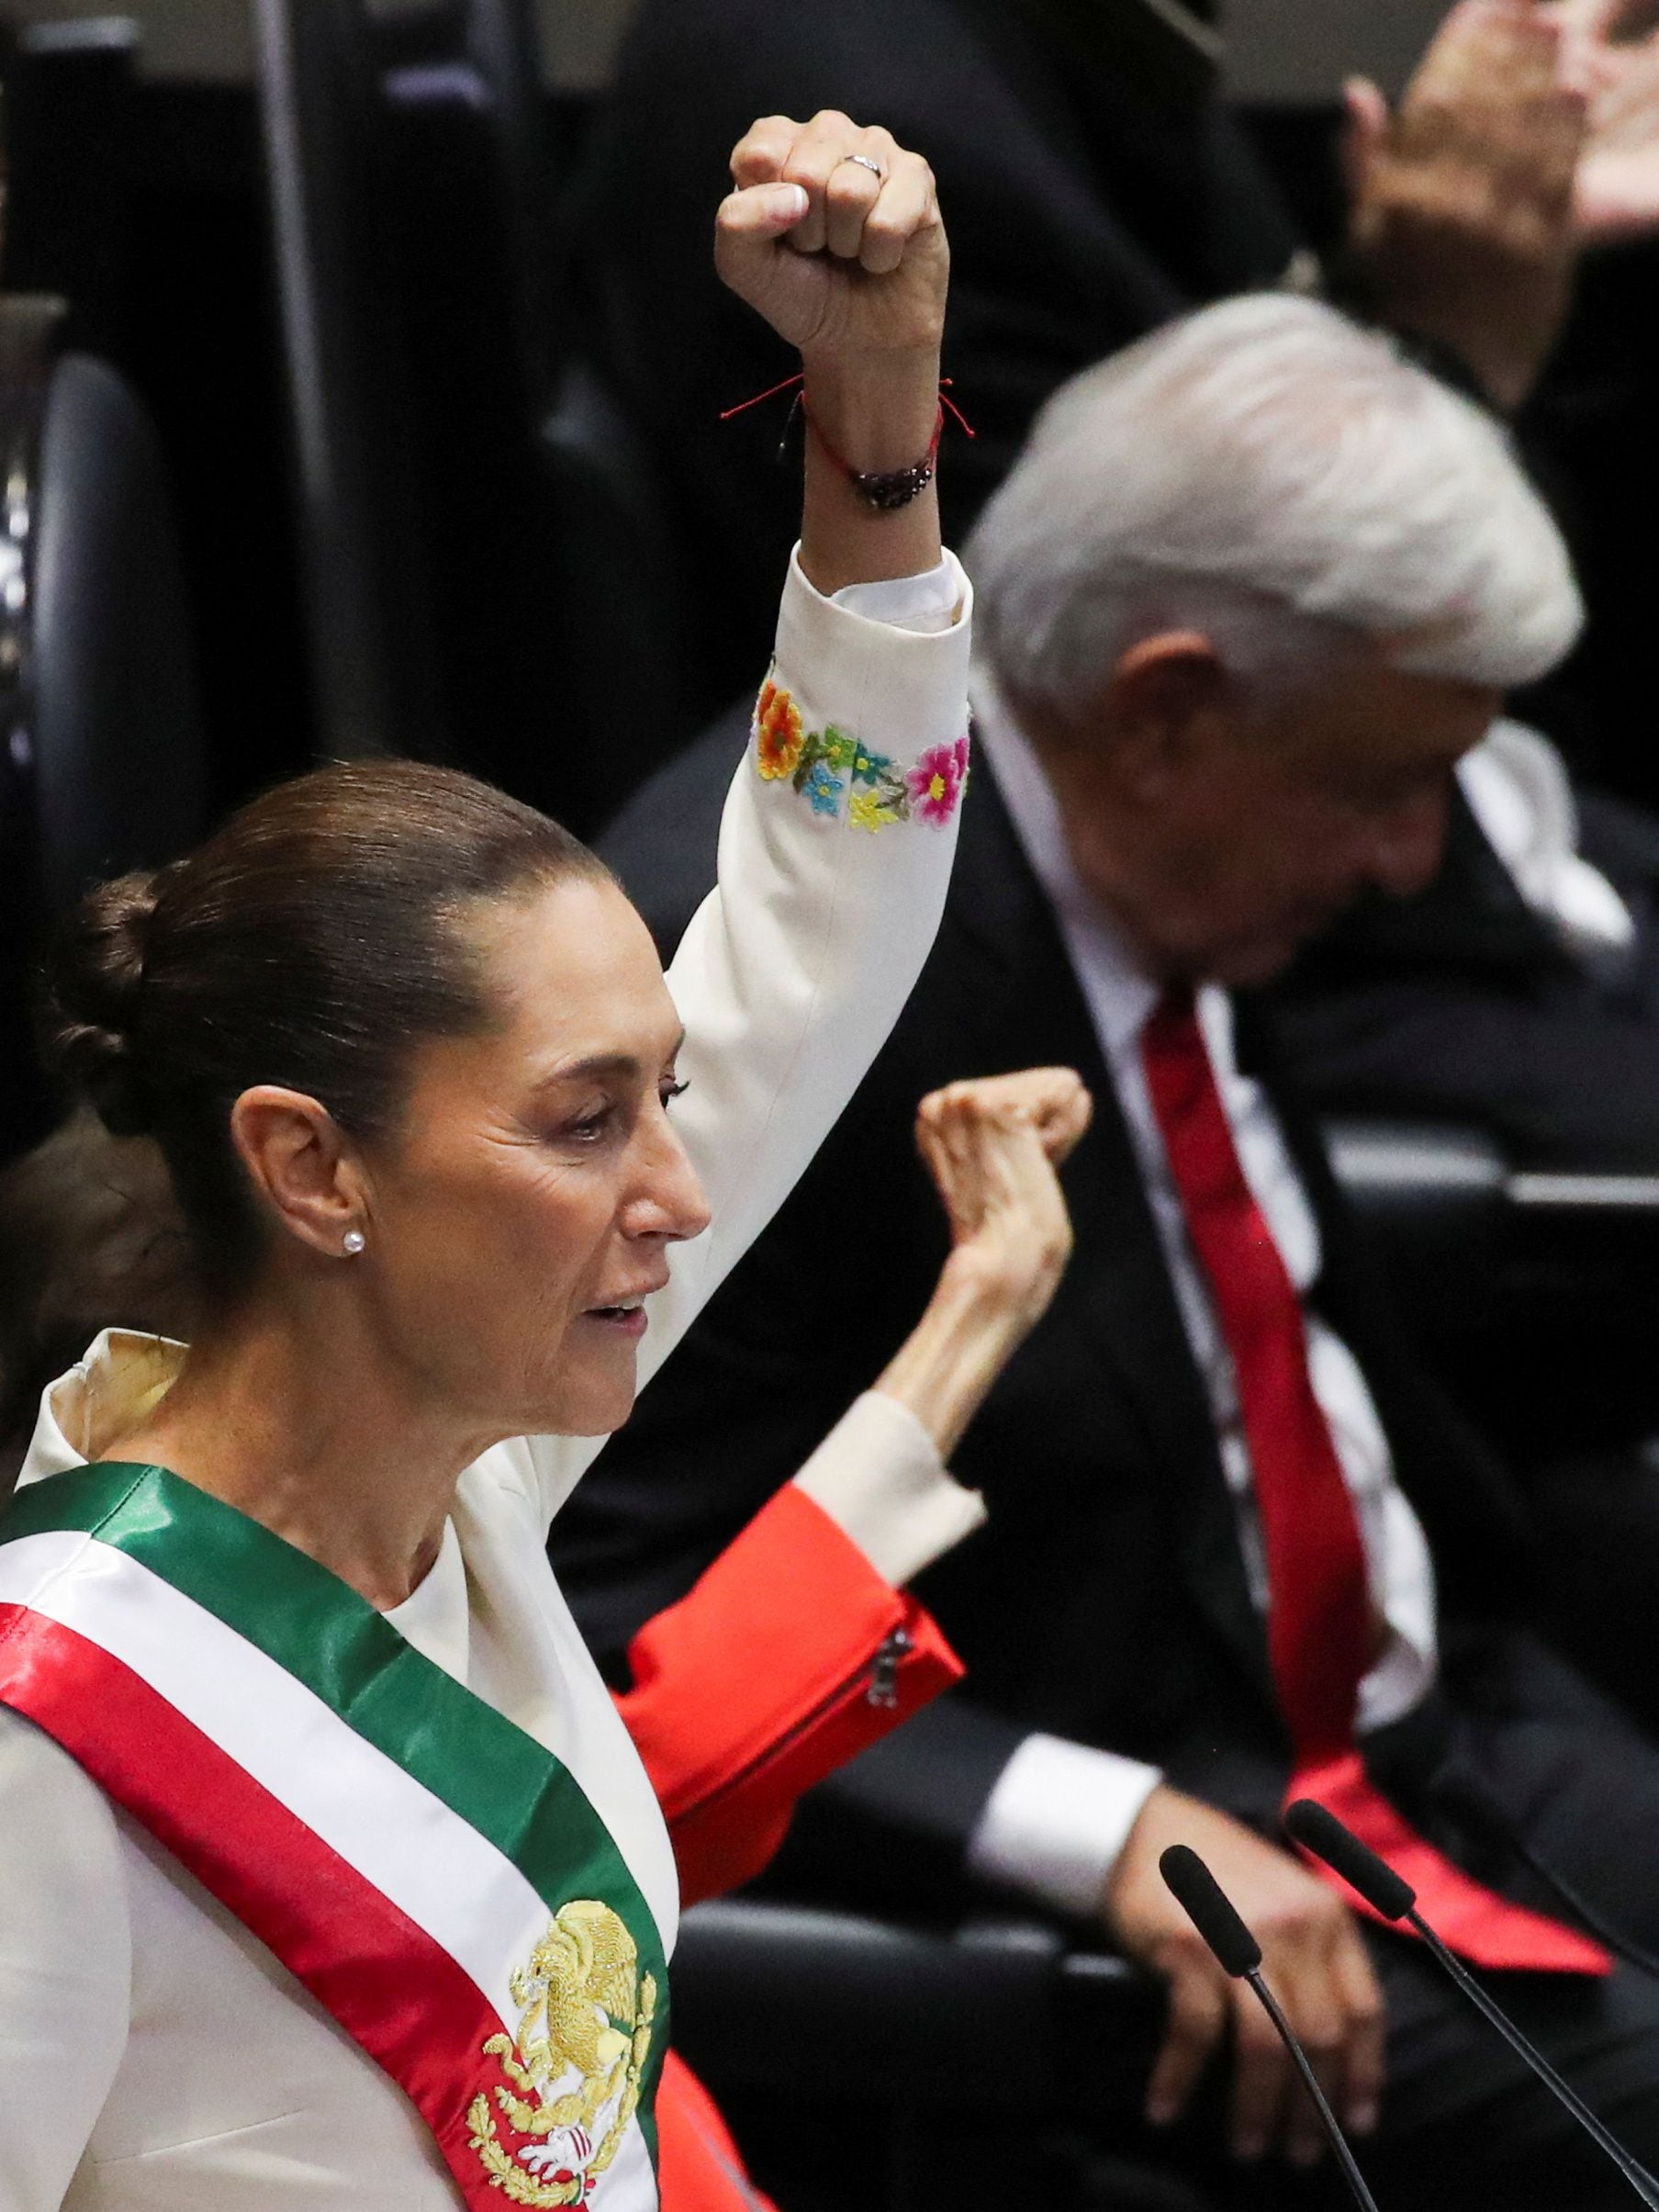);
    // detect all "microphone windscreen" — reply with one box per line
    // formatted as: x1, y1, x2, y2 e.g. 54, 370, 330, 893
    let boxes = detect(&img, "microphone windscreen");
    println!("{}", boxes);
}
1160, 1844, 1263, 1977
1285, 1799, 1417, 1920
